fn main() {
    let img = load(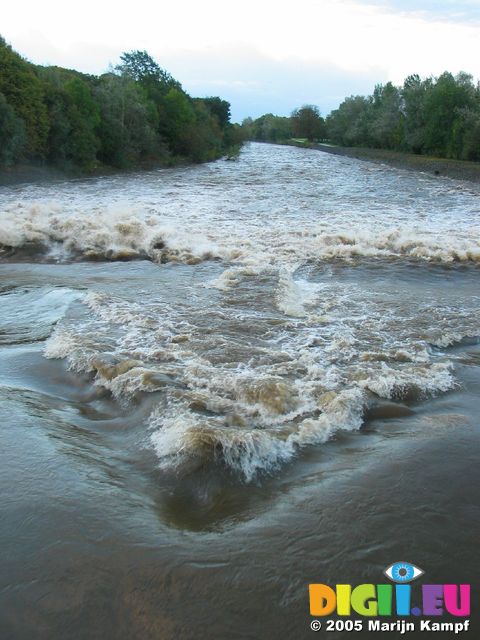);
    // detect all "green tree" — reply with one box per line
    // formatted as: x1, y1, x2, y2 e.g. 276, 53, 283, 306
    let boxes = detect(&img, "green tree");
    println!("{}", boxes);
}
401, 74, 430, 154
0, 36, 239, 174
423, 72, 476, 157
0, 92, 26, 166
250, 114, 292, 142
158, 88, 196, 156
203, 97, 231, 128
116, 50, 180, 94
326, 96, 372, 146
291, 105, 325, 141
63, 78, 100, 170
0, 36, 48, 158
95, 74, 166, 167
369, 82, 403, 150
